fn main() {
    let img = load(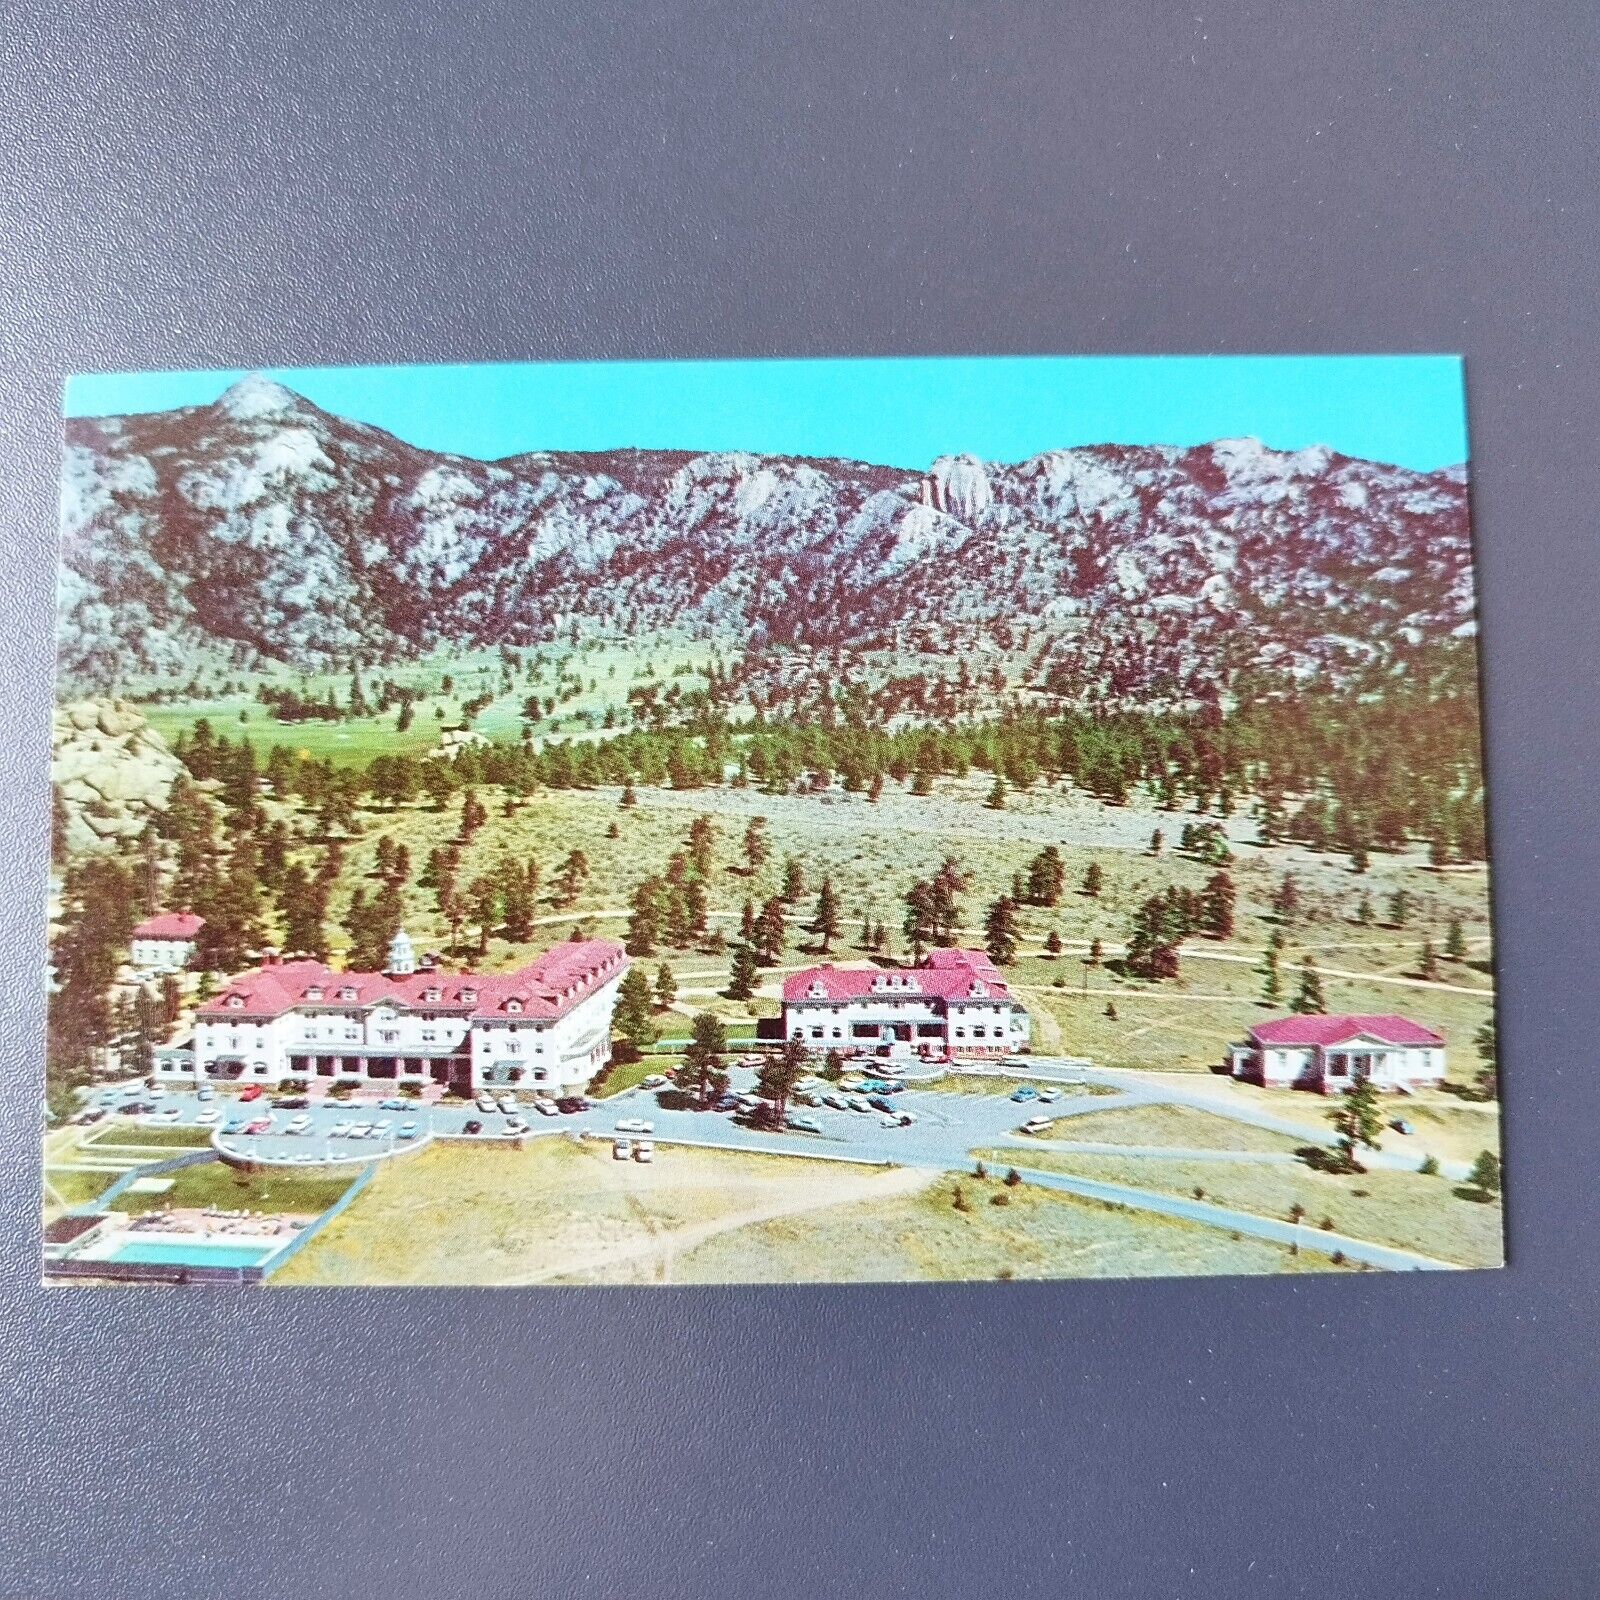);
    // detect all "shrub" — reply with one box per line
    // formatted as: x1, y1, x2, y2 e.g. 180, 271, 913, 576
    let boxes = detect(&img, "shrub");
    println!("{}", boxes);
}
973, 1161, 987, 1181
1419, 1154, 1440, 1176
952, 1185, 969, 1213
1320, 1216, 1336, 1231
996, 1266, 1015, 1281
1193, 1186, 1206, 1201
990, 1191, 1010, 1207
1331, 1250, 1346, 1266
1004, 1168, 1022, 1188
